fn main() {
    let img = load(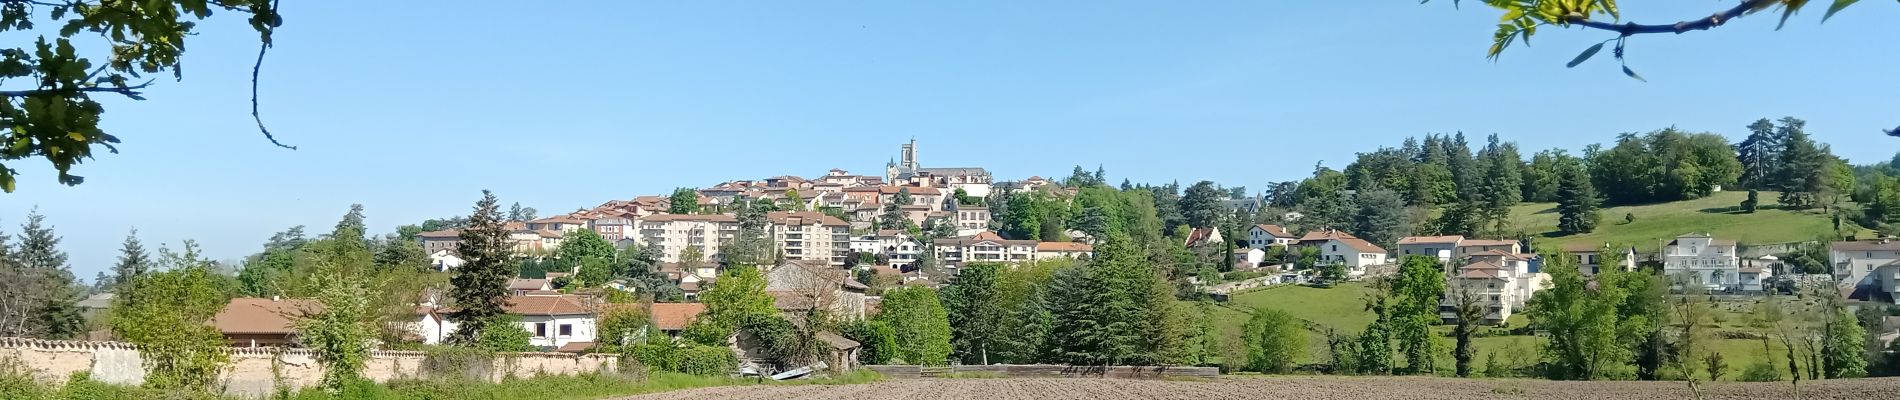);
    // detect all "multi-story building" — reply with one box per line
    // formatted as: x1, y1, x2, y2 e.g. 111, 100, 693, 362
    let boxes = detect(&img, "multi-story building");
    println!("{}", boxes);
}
1830, 240, 1900, 303
953, 206, 991, 232
634, 214, 739, 263
1035, 242, 1095, 260
875, 230, 924, 267
766, 211, 852, 266
935, 231, 1037, 264
1396, 235, 1462, 261
1441, 251, 1543, 326
417, 221, 563, 255
587, 214, 636, 242
525, 215, 589, 235
1663, 233, 1741, 292
883, 138, 993, 198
